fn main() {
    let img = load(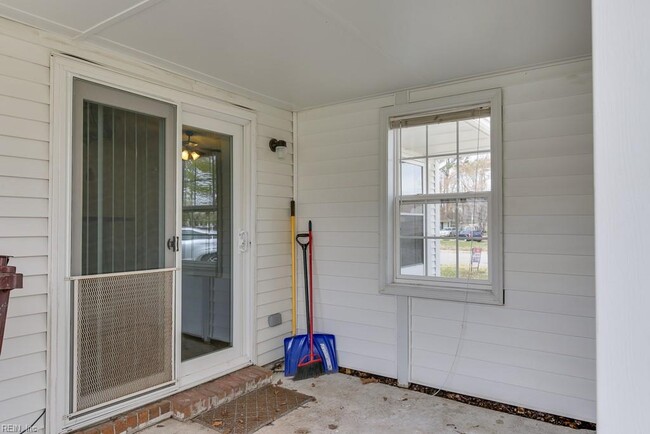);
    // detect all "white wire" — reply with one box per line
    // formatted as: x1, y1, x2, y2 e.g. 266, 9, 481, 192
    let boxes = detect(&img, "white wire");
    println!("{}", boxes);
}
430, 115, 483, 396
431, 289, 469, 396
